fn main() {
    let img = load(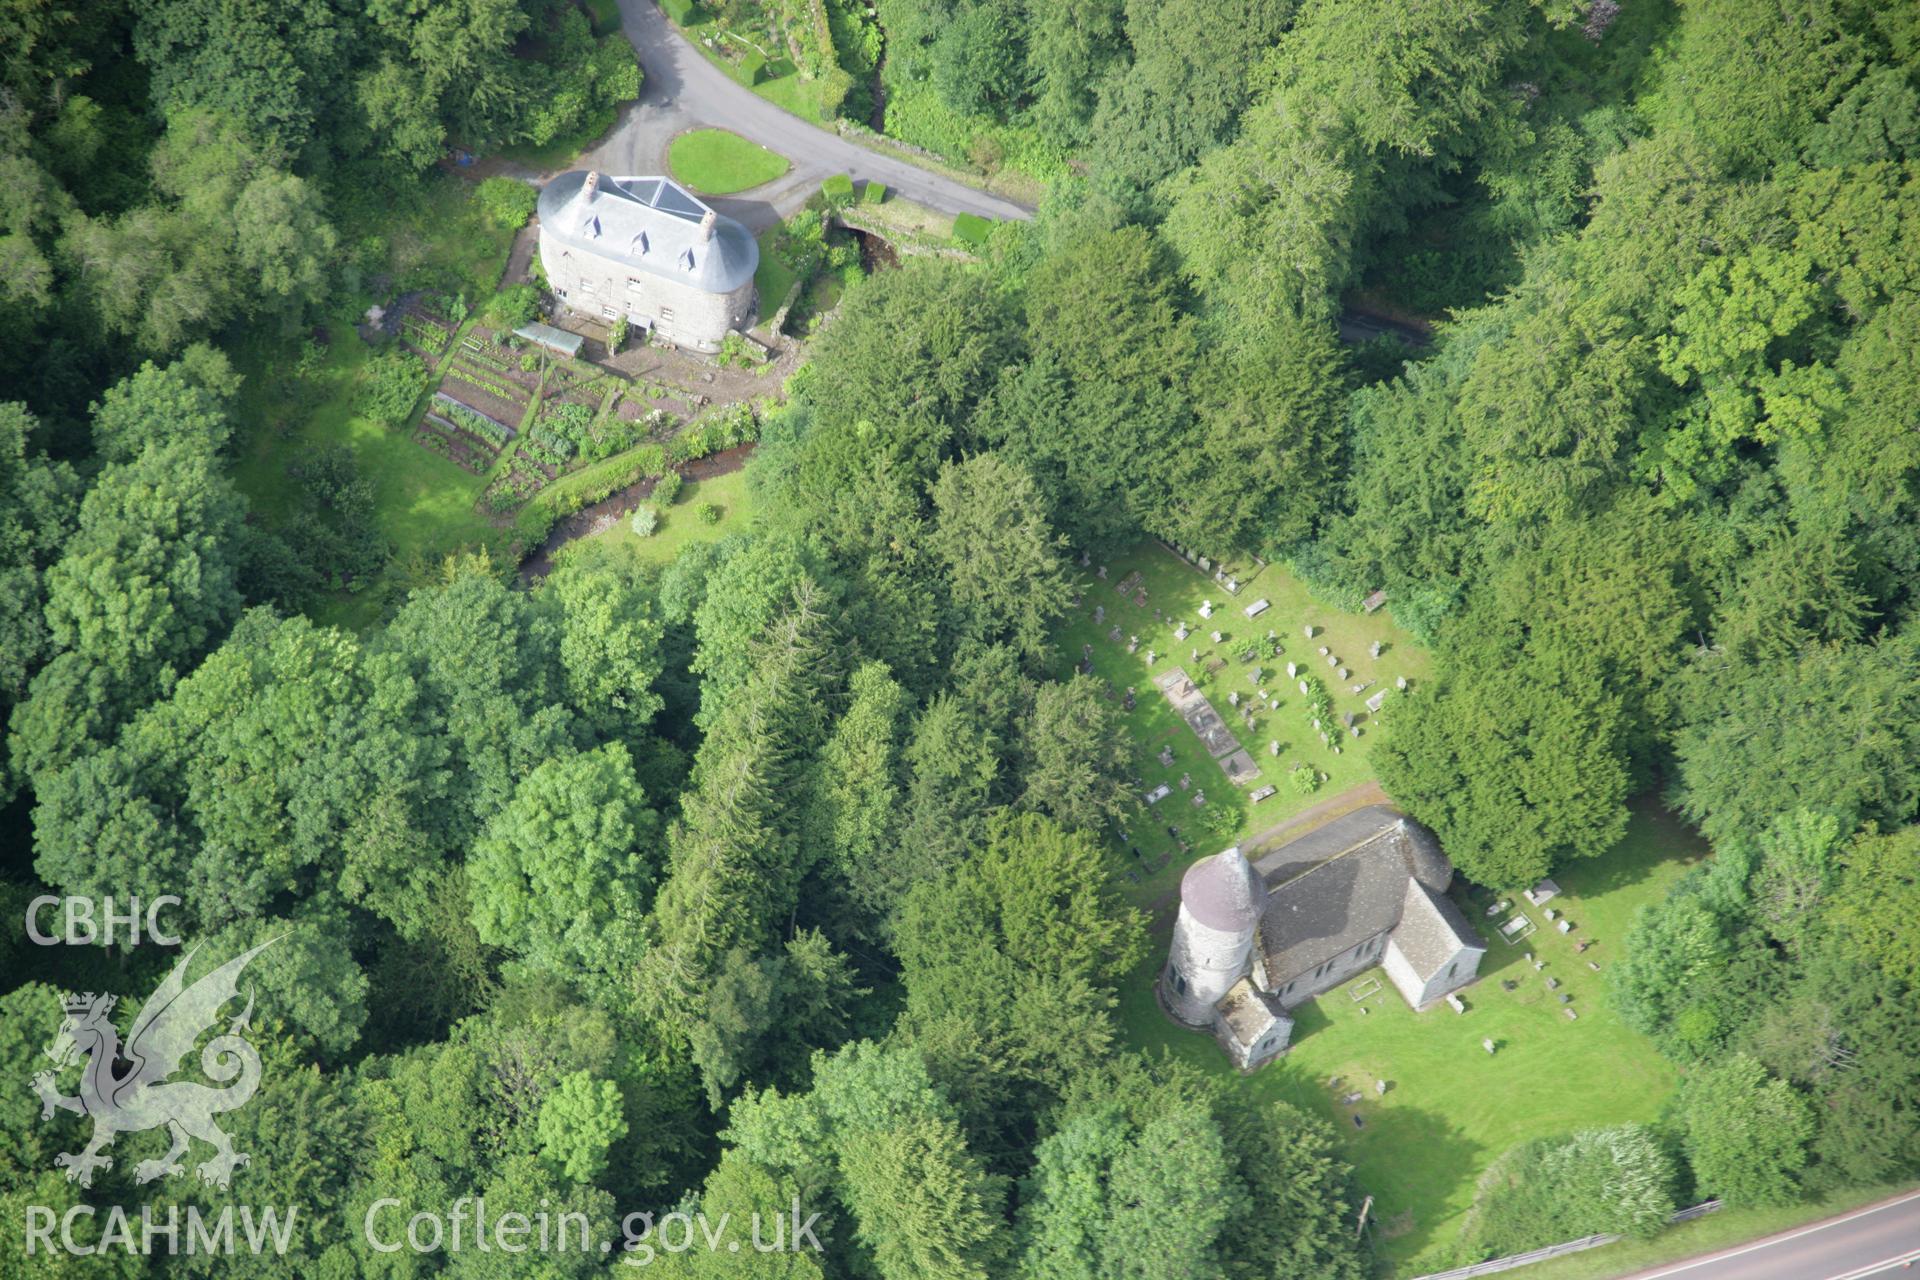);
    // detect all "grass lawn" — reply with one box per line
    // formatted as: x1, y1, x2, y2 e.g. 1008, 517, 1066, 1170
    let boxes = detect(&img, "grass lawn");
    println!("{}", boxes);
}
669, 128, 791, 194
1054, 541, 1434, 909
230, 330, 512, 631
231, 177, 524, 629
754, 225, 801, 308
1116, 804, 1706, 1275
559, 469, 755, 569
